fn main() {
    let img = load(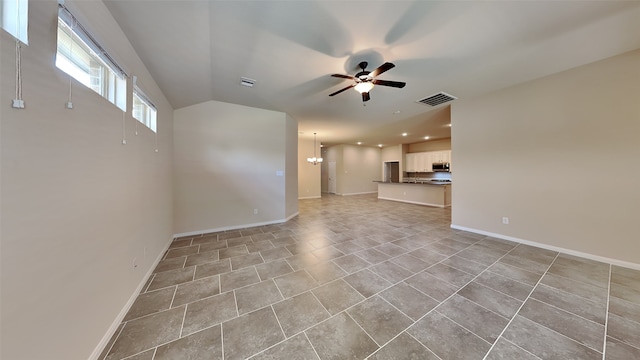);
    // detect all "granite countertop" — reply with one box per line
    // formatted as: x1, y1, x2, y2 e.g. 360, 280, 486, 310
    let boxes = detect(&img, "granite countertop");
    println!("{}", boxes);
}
373, 180, 451, 186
